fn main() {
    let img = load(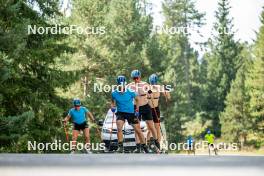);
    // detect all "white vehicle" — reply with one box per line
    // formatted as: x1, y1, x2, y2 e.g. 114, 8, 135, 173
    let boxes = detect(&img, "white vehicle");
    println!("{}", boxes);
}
99, 109, 148, 151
